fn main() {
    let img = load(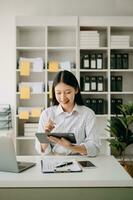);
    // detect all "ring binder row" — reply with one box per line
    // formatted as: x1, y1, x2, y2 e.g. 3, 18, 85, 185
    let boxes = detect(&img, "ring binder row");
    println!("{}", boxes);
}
80, 76, 105, 92
111, 53, 128, 69
0, 104, 12, 130
80, 53, 103, 69
111, 98, 123, 114
83, 98, 107, 114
